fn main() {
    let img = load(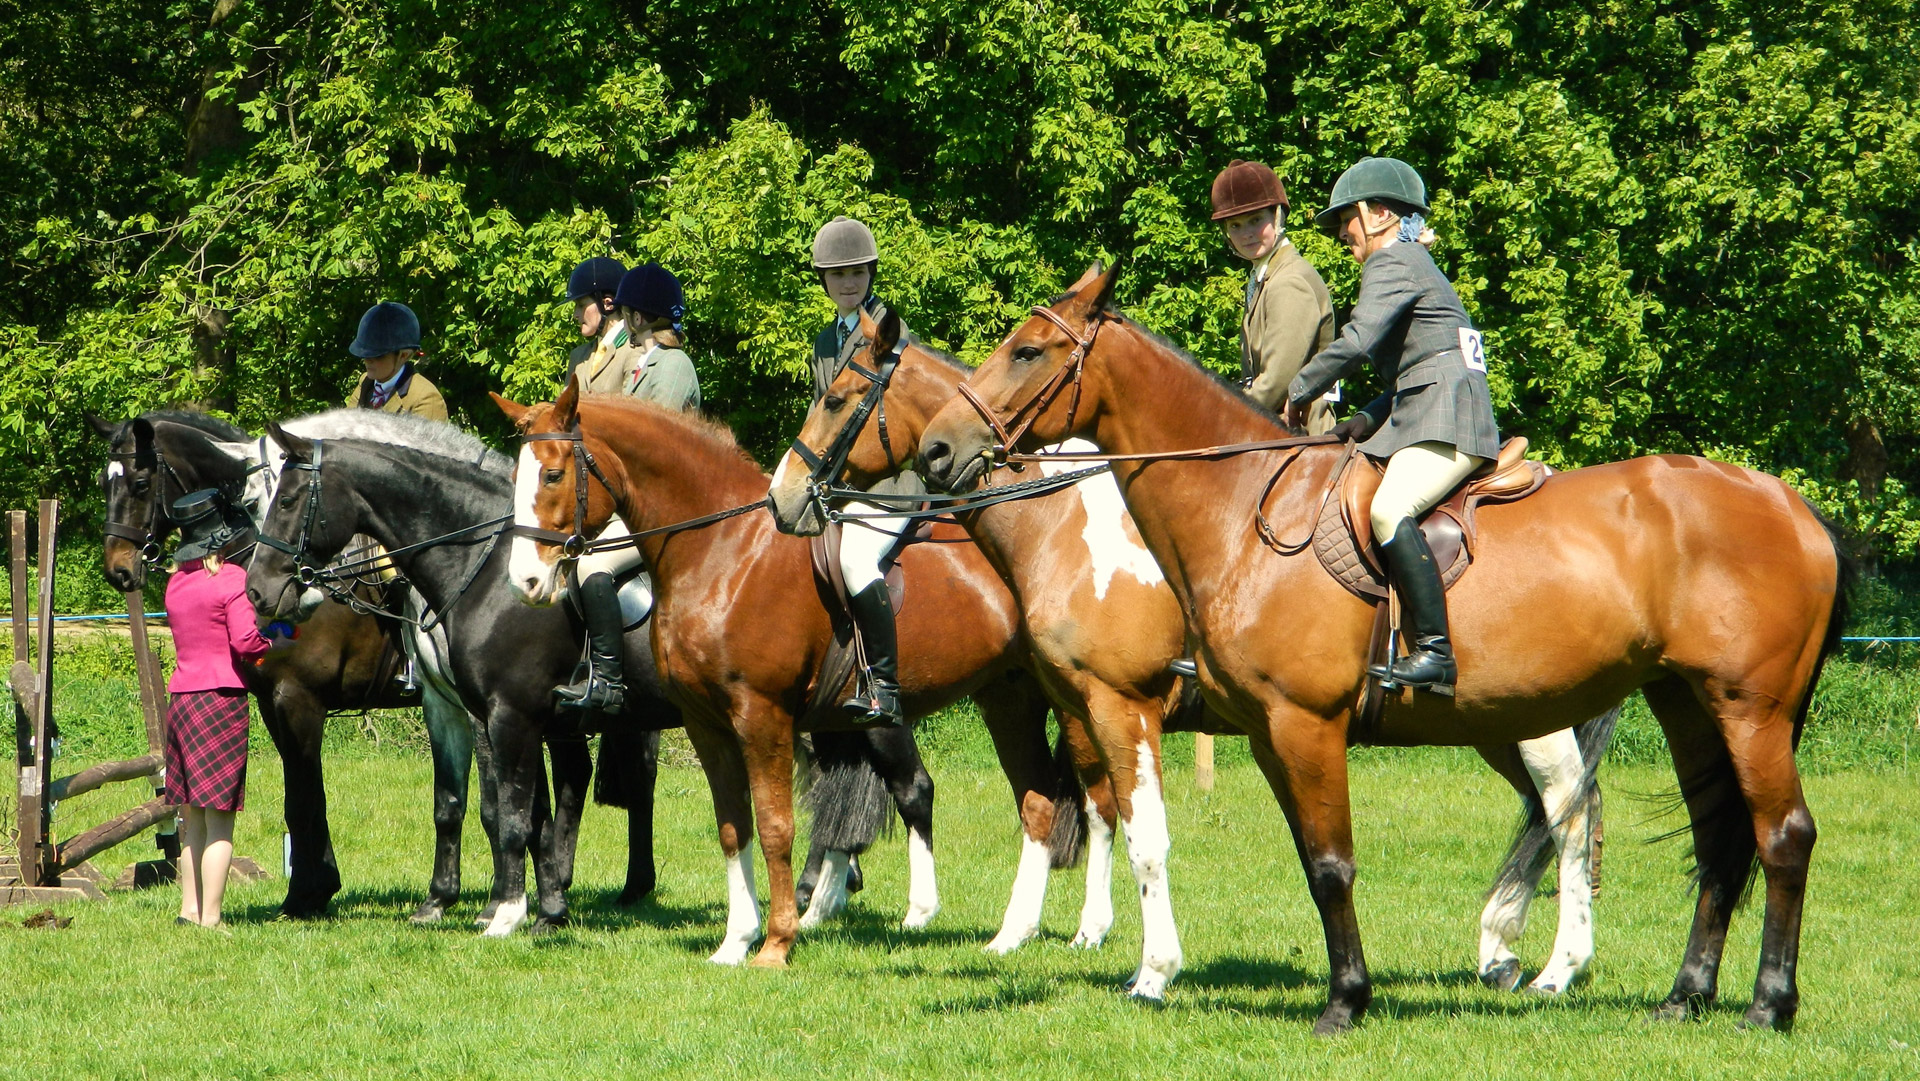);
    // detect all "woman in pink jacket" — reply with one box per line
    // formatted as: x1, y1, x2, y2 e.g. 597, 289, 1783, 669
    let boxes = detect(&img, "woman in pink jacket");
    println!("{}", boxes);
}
164, 490, 270, 929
